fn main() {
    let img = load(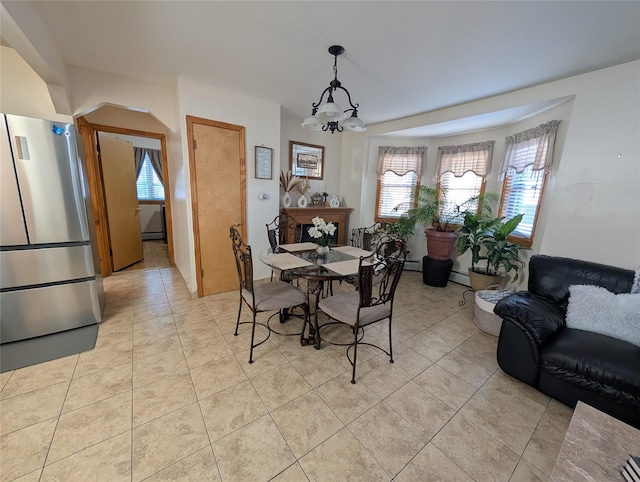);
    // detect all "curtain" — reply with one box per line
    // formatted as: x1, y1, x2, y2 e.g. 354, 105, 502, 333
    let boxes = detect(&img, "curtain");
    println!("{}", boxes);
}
147, 148, 163, 183
435, 141, 494, 179
133, 148, 163, 183
376, 146, 426, 179
134, 147, 146, 179
499, 120, 561, 180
